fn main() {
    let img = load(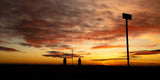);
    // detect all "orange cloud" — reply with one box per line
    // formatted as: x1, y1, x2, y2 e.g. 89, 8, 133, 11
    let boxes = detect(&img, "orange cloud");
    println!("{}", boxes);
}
77, 51, 92, 55
140, 44, 158, 48
40, 49, 46, 50
54, 48, 74, 50
92, 45, 125, 49
0, 40, 10, 44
